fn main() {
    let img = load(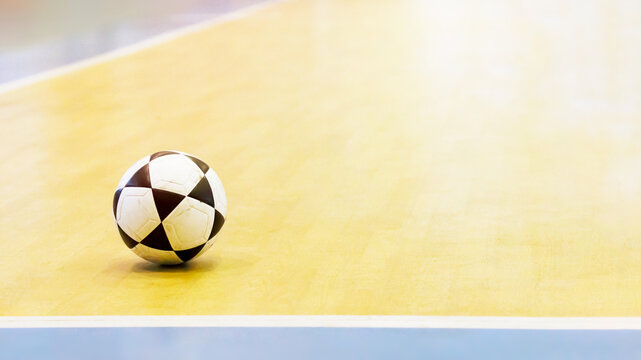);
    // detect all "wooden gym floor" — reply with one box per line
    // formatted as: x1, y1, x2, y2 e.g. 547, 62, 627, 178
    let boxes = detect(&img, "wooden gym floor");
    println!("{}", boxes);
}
1, 0, 641, 316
